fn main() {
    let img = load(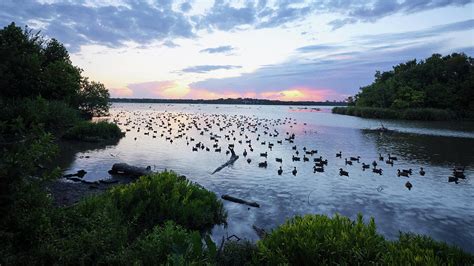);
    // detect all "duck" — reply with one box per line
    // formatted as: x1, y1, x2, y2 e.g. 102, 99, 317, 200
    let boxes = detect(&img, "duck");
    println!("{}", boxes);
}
258, 161, 267, 168
448, 176, 459, 184
379, 153, 384, 161
260, 152, 267, 158
388, 154, 398, 161
292, 155, 301, 162
350, 156, 360, 162
345, 158, 353, 166
292, 167, 297, 176
419, 167, 425, 176
278, 166, 283, 175
372, 168, 383, 175
339, 168, 349, 177
385, 159, 394, 166
372, 160, 377, 168
247, 158, 252, 164
362, 163, 370, 170
401, 169, 412, 175
336, 151, 342, 158
405, 181, 413, 190
303, 155, 309, 162
314, 166, 324, 173
397, 169, 409, 177
275, 158, 283, 163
